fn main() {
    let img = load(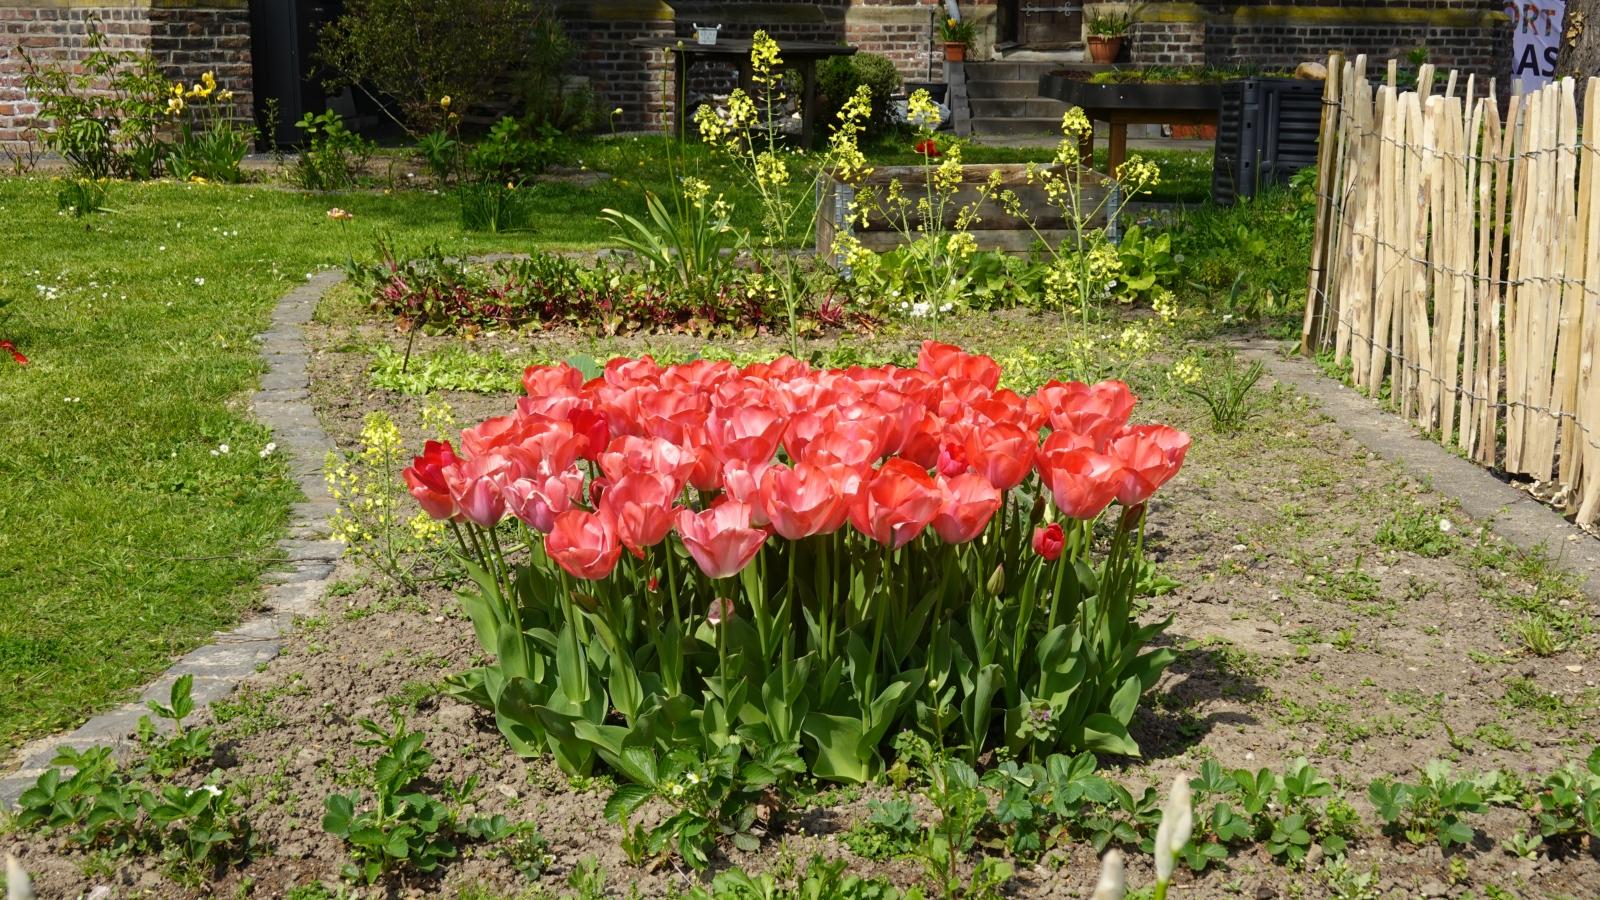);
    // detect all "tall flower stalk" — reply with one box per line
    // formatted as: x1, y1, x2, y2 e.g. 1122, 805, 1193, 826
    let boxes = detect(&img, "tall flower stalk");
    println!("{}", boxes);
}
695, 31, 872, 354
1000, 108, 1160, 325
